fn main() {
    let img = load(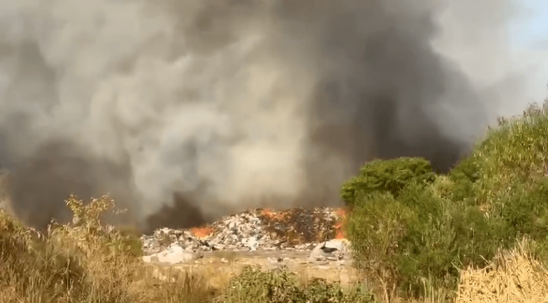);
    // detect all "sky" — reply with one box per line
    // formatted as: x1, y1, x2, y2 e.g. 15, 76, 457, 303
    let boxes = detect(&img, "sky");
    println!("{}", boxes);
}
512, 0, 548, 49
507, 0, 548, 104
